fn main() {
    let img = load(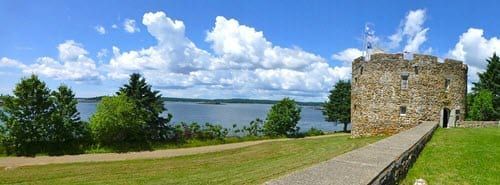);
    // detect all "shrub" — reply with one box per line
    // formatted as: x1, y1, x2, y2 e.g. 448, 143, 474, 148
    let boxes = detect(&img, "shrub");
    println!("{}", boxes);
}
89, 95, 149, 149
305, 127, 324, 137
241, 118, 264, 136
171, 122, 229, 143
264, 98, 301, 137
